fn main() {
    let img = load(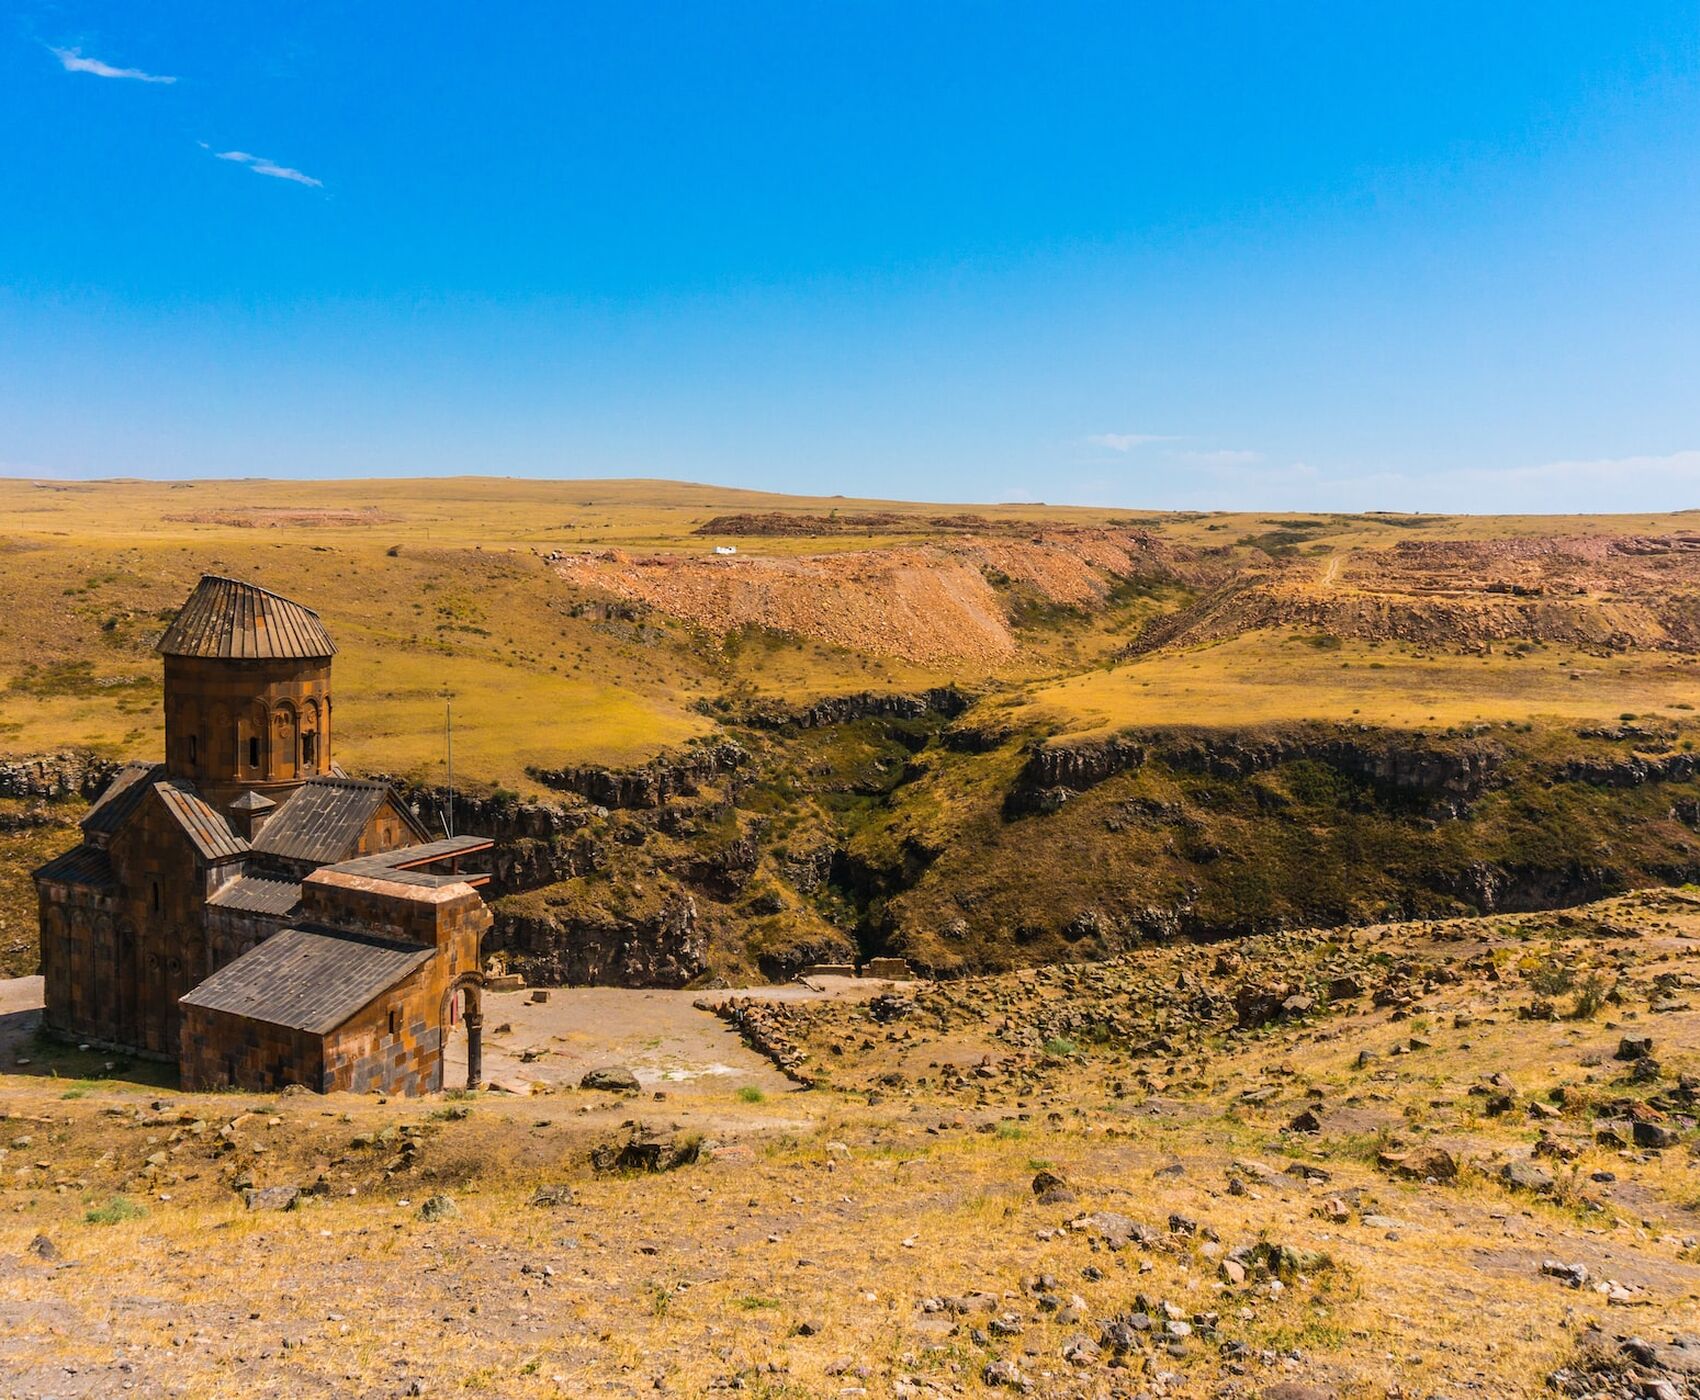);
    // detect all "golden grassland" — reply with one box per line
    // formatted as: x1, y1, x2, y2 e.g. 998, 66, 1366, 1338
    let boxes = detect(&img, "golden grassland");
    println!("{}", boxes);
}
1011, 633, 1700, 738
2, 890, 1697, 1396
7, 475, 1700, 792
